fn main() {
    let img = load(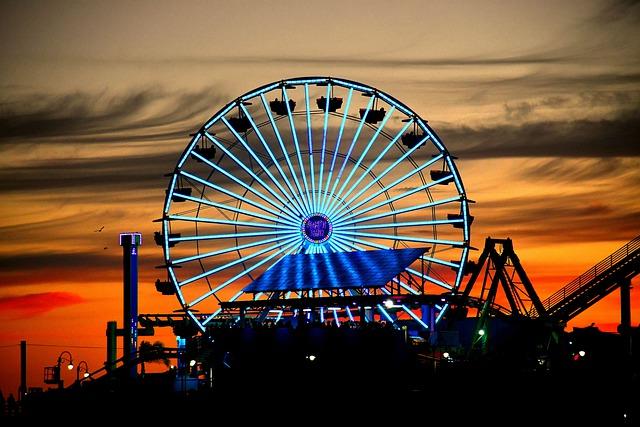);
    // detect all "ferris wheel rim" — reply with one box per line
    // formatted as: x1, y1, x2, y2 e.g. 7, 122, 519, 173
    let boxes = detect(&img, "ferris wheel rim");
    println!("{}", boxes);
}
160, 76, 471, 331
